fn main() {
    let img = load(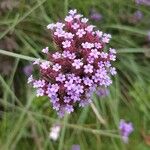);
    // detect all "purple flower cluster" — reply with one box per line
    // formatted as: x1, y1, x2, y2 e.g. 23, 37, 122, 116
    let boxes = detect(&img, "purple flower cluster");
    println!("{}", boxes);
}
129, 10, 143, 24
28, 9, 117, 117
135, 0, 150, 6
71, 145, 80, 150
90, 9, 103, 21
133, 10, 143, 21
119, 120, 134, 143
23, 64, 33, 77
